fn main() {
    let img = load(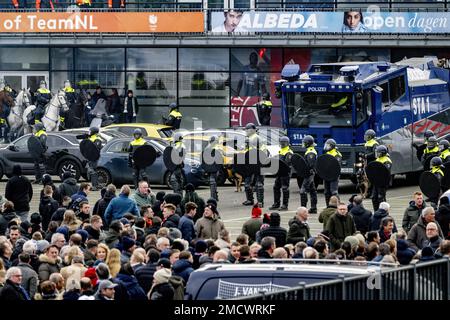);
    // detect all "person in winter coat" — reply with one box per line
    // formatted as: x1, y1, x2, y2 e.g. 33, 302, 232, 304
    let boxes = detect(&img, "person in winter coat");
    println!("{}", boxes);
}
349, 195, 372, 235
17, 253, 39, 299
39, 185, 59, 231
60, 255, 87, 286
134, 249, 160, 294
287, 207, 311, 245
40, 174, 61, 203
241, 204, 263, 245
378, 216, 395, 243
148, 267, 174, 300
178, 202, 197, 244
57, 172, 79, 204
102, 221, 123, 249
402, 192, 426, 233
108, 88, 123, 123
396, 239, 416, 265
38, 245, 61, 282
129, 181, 156, 210
422, 222, 443, 253
0, 201, 18, 235
408, 207, 444, 251
172, 251, 194, 283
0, 267, 30, 300
258, 212, 287, 247
162, 204, 180, 229
123, 90, 139, 123
104, 185, 140, 226
436, 196, 450, 239
180, 183, 205, 221
369, 202, 398, 232
194, 204, 225, 240
114, 263, 147, 300
319, 195, 339, 229
5, 165, 33, 222
93, 184, 116, 223
326, 202, 357, 251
